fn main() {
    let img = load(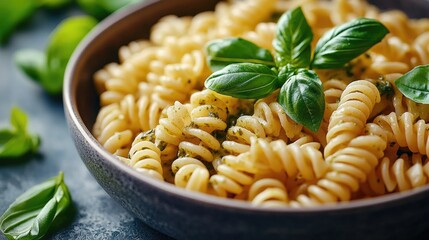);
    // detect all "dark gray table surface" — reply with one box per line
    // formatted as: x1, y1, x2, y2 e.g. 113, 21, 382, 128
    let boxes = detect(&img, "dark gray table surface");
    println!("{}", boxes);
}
0, 7, 170, 240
